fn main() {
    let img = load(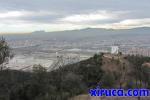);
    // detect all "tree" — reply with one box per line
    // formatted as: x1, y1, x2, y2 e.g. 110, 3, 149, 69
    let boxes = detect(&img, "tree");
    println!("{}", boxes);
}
101, 72, 115, 88
32, 64, 47, 84
0, 37, 11, 70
